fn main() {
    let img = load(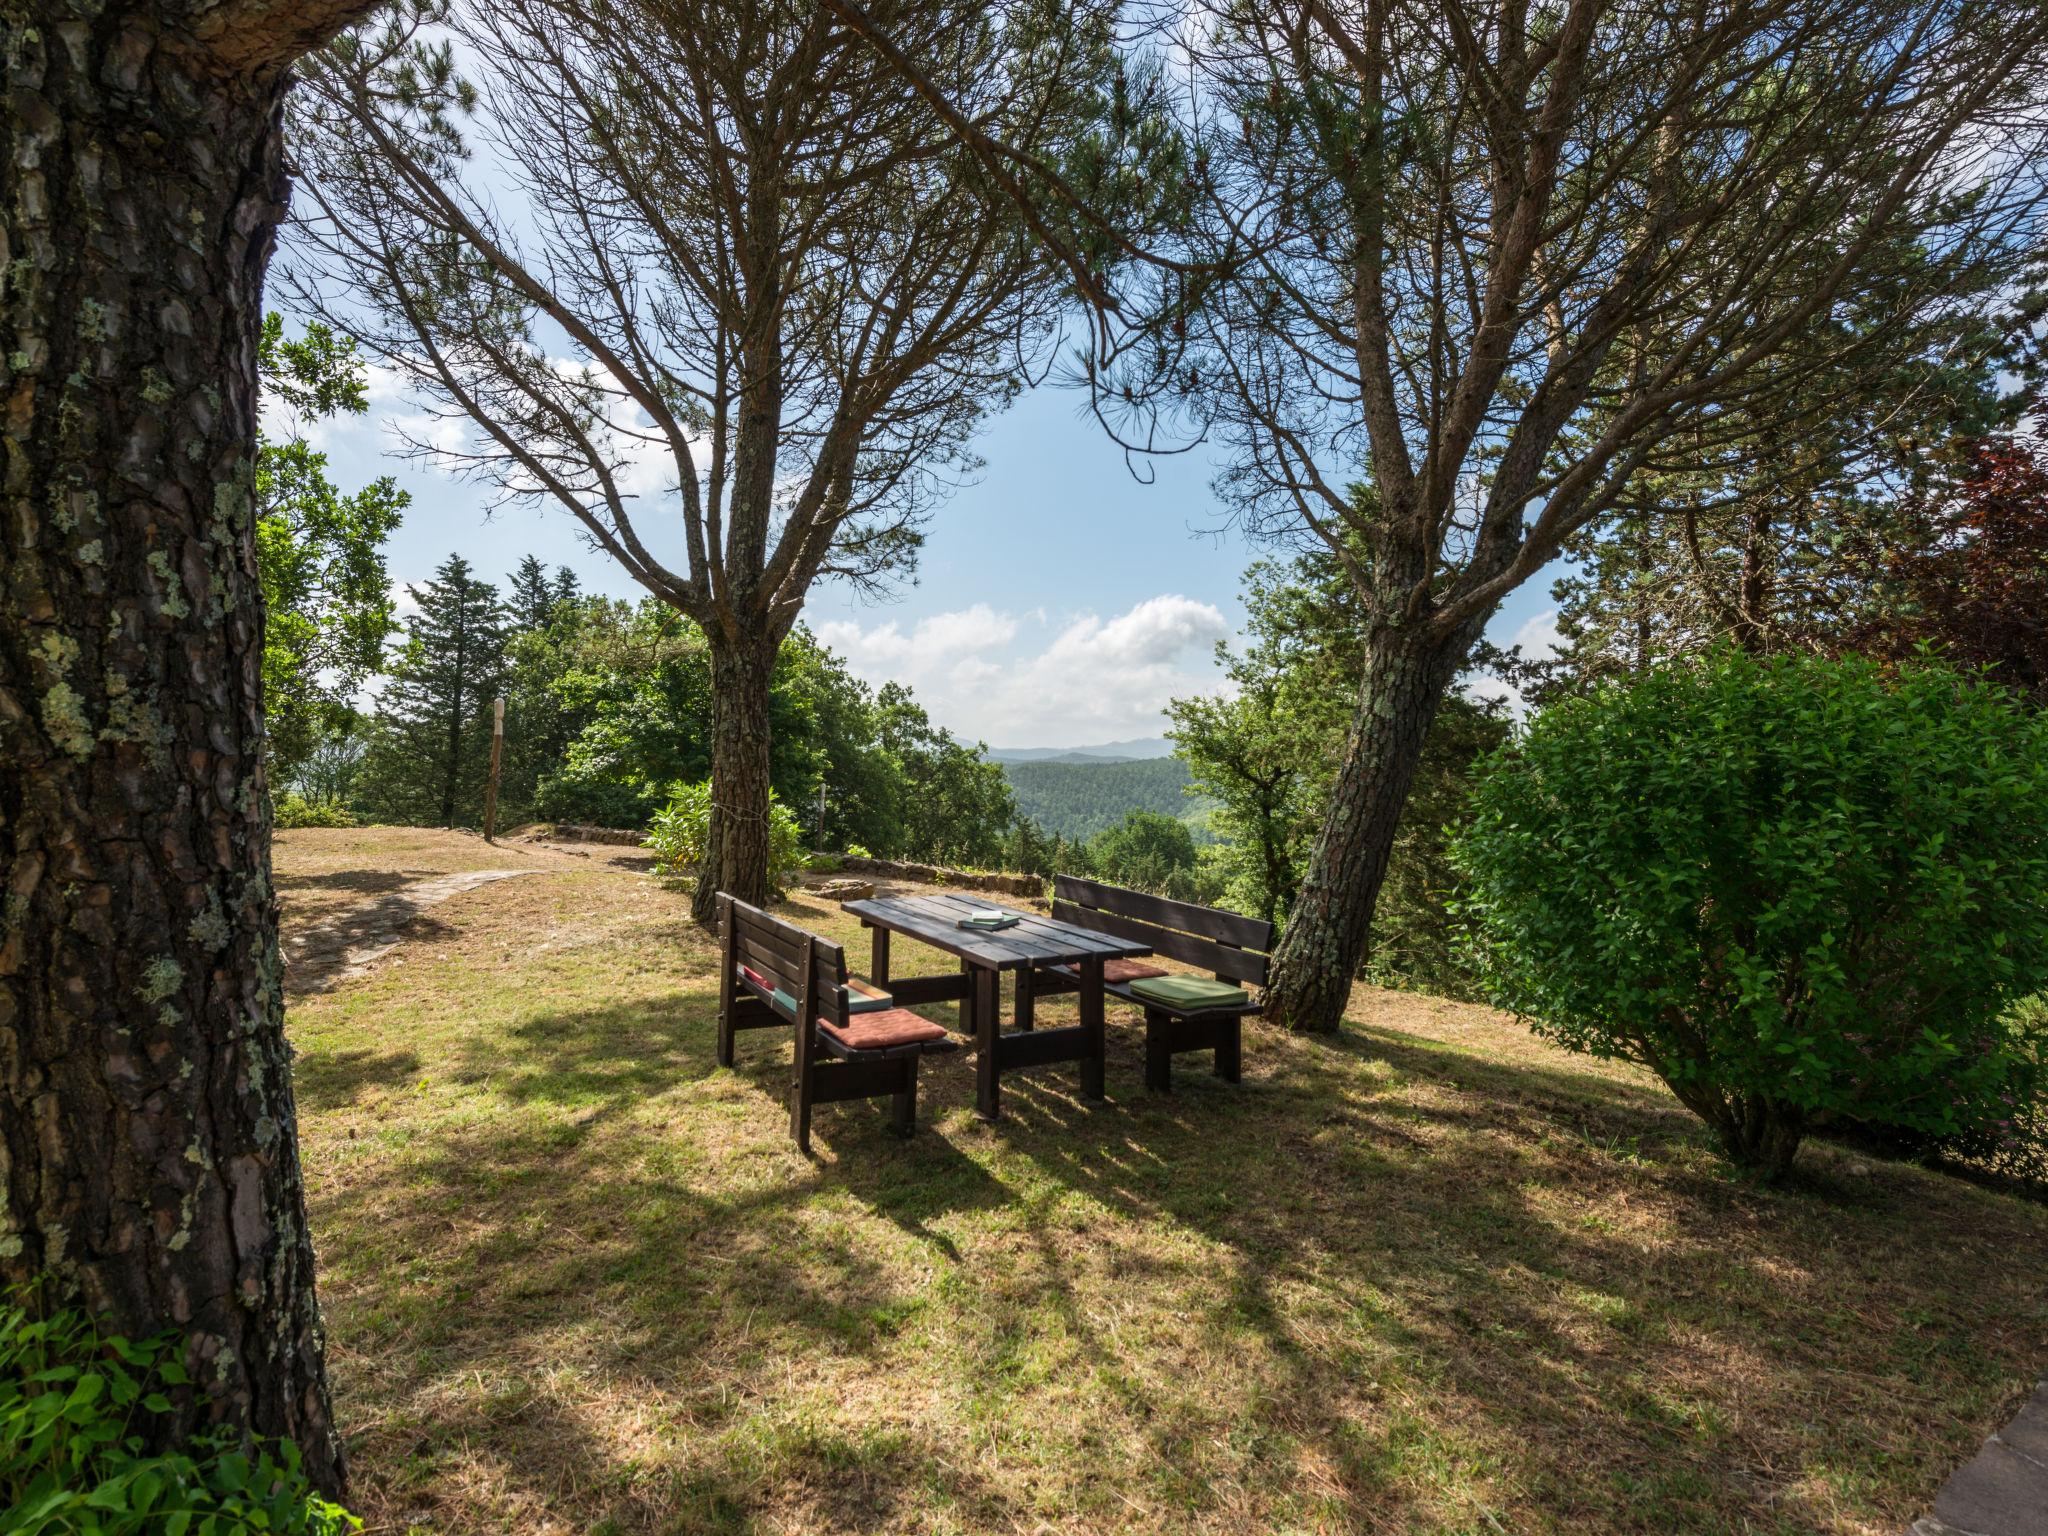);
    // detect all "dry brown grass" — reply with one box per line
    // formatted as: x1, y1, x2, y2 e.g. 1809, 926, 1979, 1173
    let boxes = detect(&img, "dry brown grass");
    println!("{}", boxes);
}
280, 827, 2048, 1536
